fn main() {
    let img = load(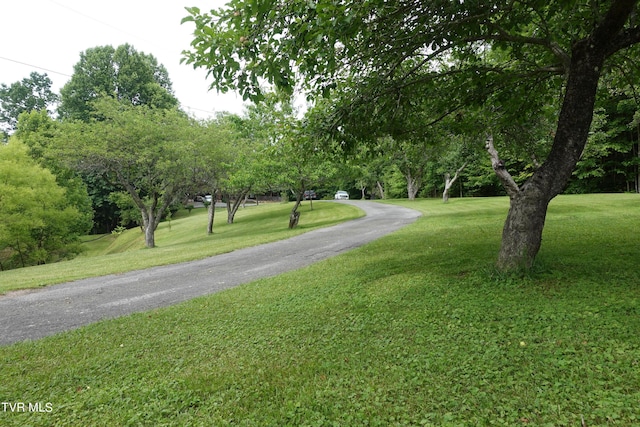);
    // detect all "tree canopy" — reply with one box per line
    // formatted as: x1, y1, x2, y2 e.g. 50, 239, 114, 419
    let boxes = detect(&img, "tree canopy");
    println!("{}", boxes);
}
0, 139, 84, 270
59, 44, 178, 122
0, 72, 58, 136
183, 0, 640, 270
54, 97, 194, 248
